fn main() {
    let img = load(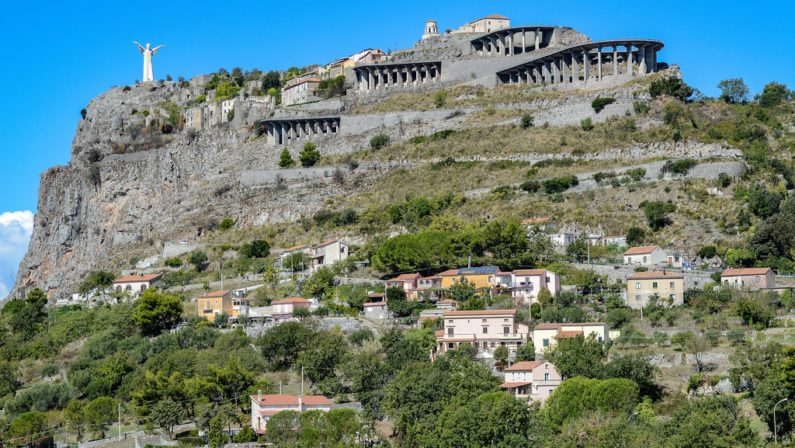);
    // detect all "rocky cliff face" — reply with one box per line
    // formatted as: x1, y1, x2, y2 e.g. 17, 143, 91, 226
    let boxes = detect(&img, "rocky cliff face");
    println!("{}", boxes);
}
10, 82, 375, 301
